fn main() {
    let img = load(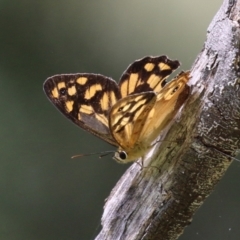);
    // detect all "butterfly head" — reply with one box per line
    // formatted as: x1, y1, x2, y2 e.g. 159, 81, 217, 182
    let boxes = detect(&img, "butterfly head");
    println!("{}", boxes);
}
113, 145, 149, 163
